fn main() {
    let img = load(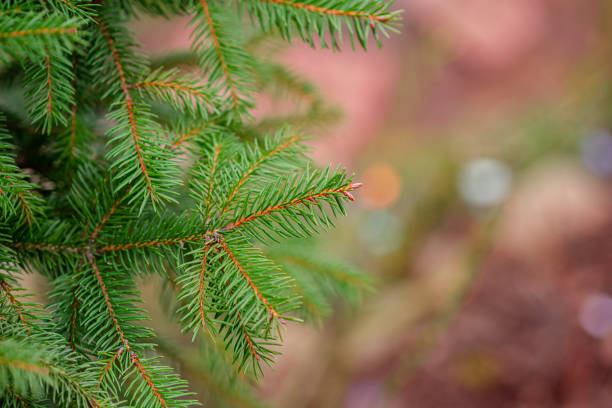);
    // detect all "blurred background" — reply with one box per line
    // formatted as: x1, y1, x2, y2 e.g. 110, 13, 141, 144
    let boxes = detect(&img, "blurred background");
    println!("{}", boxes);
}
132, 0, 612, 406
